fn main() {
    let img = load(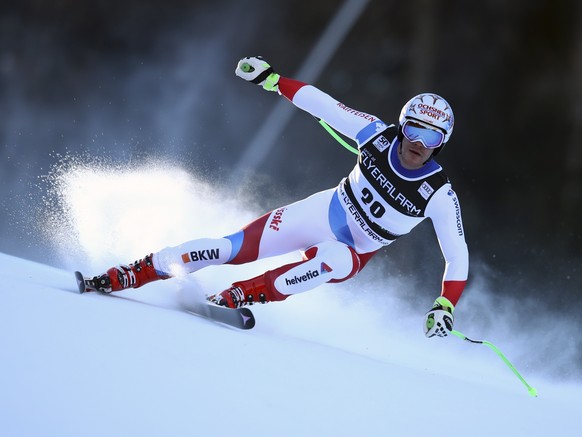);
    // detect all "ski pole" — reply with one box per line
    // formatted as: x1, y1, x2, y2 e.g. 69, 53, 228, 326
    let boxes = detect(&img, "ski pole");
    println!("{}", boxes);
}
316, 118, 359, 155
317, 114, 538, 397
451, 329, 538, 397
